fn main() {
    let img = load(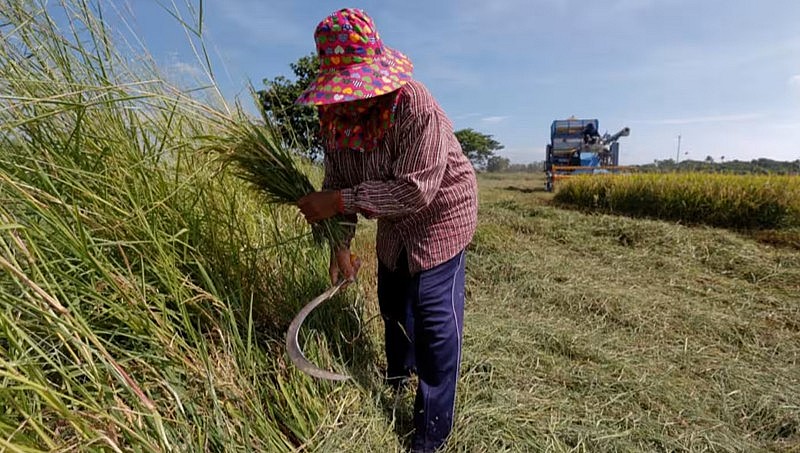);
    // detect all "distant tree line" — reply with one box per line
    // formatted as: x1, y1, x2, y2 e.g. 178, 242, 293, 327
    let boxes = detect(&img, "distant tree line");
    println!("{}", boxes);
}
484, 158, 543, 173
638, 158, 800, 175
